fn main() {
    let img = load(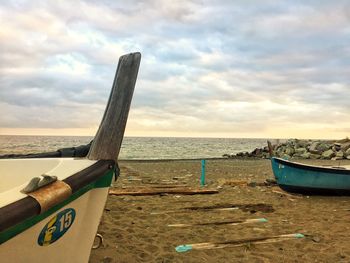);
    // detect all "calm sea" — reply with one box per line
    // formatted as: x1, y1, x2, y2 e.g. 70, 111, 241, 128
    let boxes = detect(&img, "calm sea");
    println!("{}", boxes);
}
0, 135, 269, 160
